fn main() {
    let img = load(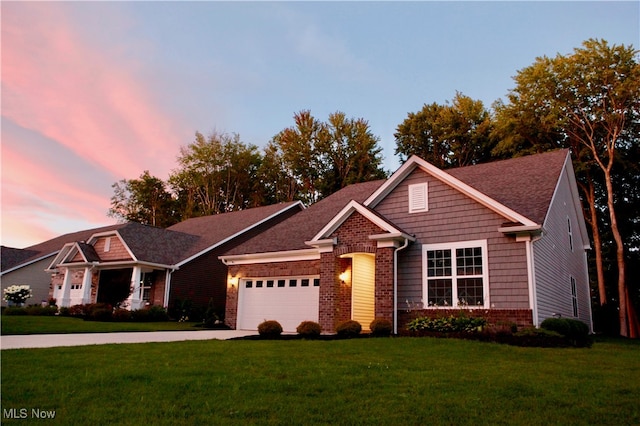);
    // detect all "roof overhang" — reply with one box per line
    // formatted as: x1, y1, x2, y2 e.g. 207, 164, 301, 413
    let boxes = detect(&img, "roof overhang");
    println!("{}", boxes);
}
365, 155, 538, 227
